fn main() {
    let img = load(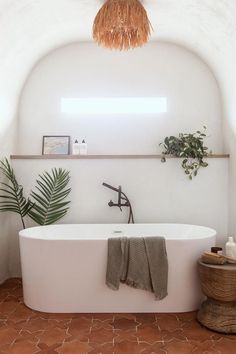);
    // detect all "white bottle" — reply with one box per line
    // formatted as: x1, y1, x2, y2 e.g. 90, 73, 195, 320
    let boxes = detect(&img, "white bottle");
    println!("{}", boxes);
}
79, 140, 87, 155
225, 237, 236, 258
72, 139, 80, 155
